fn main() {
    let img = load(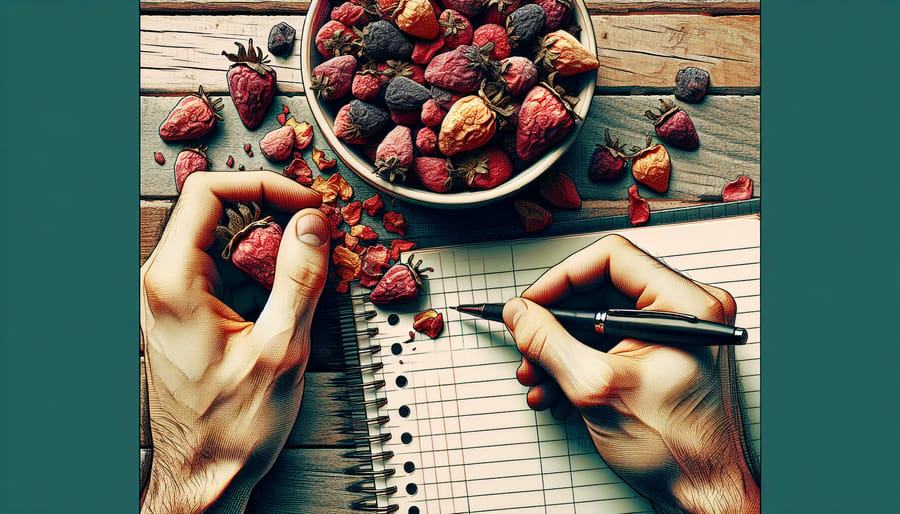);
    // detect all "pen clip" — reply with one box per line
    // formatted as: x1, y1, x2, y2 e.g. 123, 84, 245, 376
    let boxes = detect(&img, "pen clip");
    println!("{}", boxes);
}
606, 309, 698, 323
